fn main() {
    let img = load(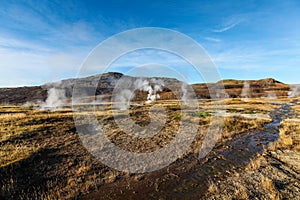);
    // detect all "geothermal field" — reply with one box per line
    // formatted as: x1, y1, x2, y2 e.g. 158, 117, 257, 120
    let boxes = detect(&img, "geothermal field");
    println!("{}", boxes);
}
0, 73, 300, 199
